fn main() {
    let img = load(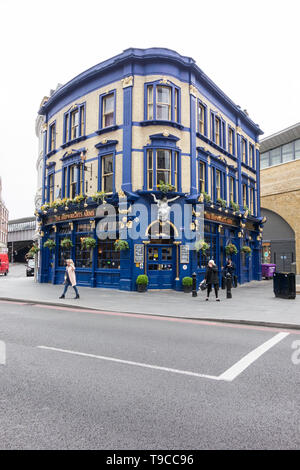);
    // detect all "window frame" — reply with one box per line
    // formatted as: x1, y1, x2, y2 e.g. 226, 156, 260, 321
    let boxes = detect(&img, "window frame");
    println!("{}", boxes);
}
144, 80, 181, 124
99, 89, 116, 131
48, 121, 56, 153
63, 103, 86, 145
197, 100, 207, 136
146, 148, 179, 191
